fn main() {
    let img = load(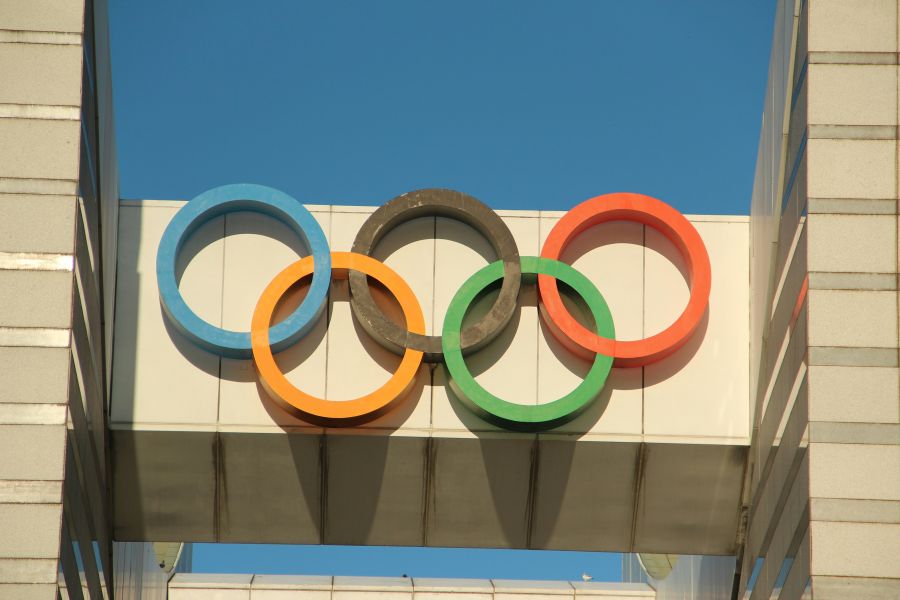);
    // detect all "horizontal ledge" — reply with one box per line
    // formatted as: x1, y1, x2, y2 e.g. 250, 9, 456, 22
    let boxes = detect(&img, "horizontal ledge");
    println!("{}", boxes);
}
807, 198, 897, 215
0, 480, 63, 504
0, 104, 80, 121
119, 198, 333, 213
0, 327, 70, 348
169, 574, 656, 596
0, 30, 81, 45
808, 124, 897, 140
0, 178, 77, 196
117, 199, 749, 223
808, 346, 898, 367
809, 51, 899, 65
810, 422, 900, 445
0, 404, 67, 425
0, 252, 73, 272
106, 425, 749, 445
808, 272, 898, 291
